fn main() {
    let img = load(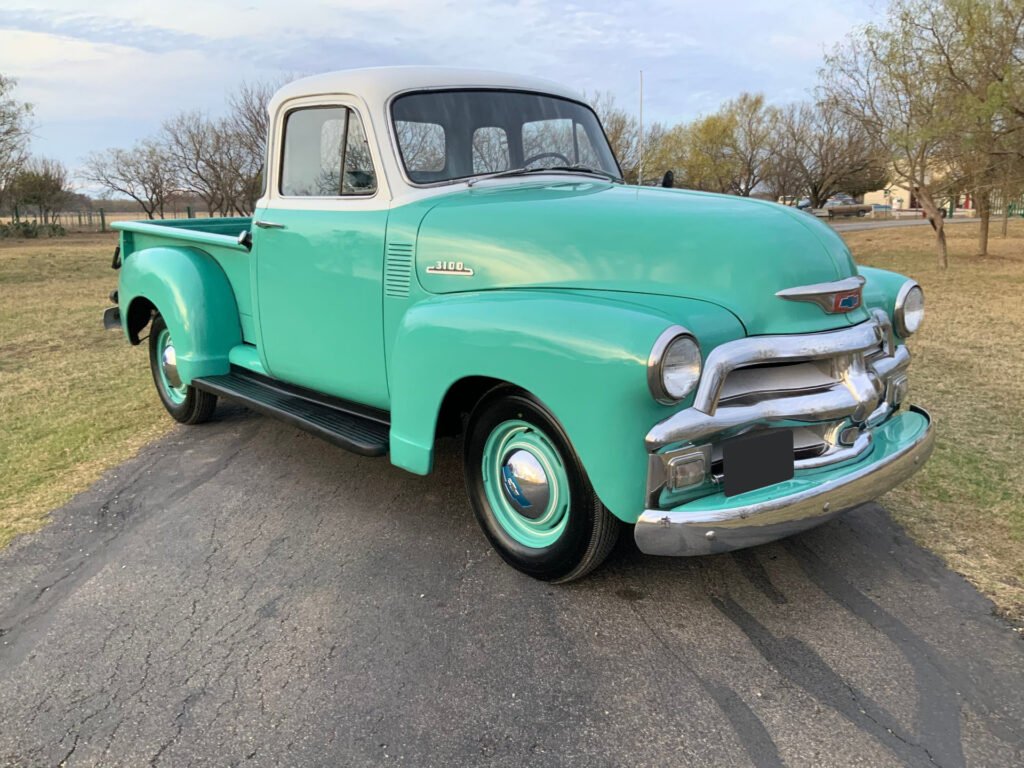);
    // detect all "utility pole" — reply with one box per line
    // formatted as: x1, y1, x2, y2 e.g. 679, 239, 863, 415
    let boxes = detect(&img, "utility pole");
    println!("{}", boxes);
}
638, 70, 644, 186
